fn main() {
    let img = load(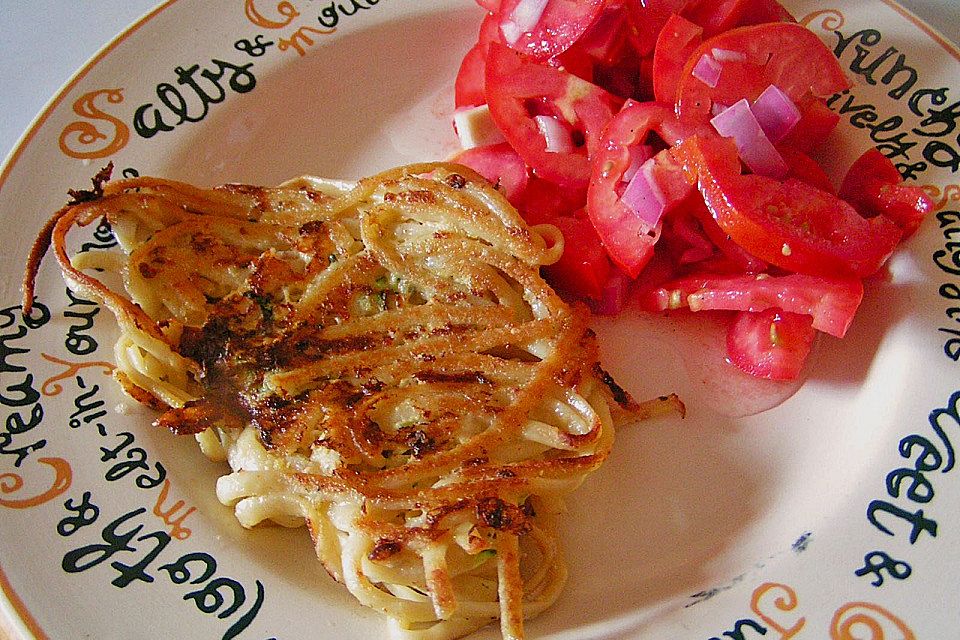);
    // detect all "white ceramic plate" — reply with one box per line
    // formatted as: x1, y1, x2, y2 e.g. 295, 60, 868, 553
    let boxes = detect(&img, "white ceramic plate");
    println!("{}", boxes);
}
1, 1, 958, 638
